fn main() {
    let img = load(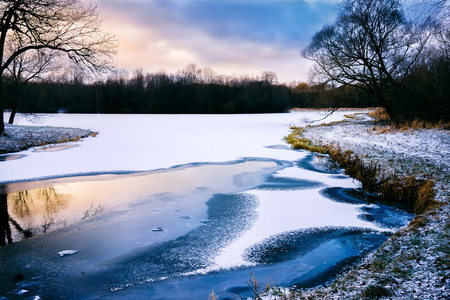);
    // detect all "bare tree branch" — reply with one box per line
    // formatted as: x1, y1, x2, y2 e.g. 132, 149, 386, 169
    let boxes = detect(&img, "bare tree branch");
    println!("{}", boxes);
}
0, 0, 118, 134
